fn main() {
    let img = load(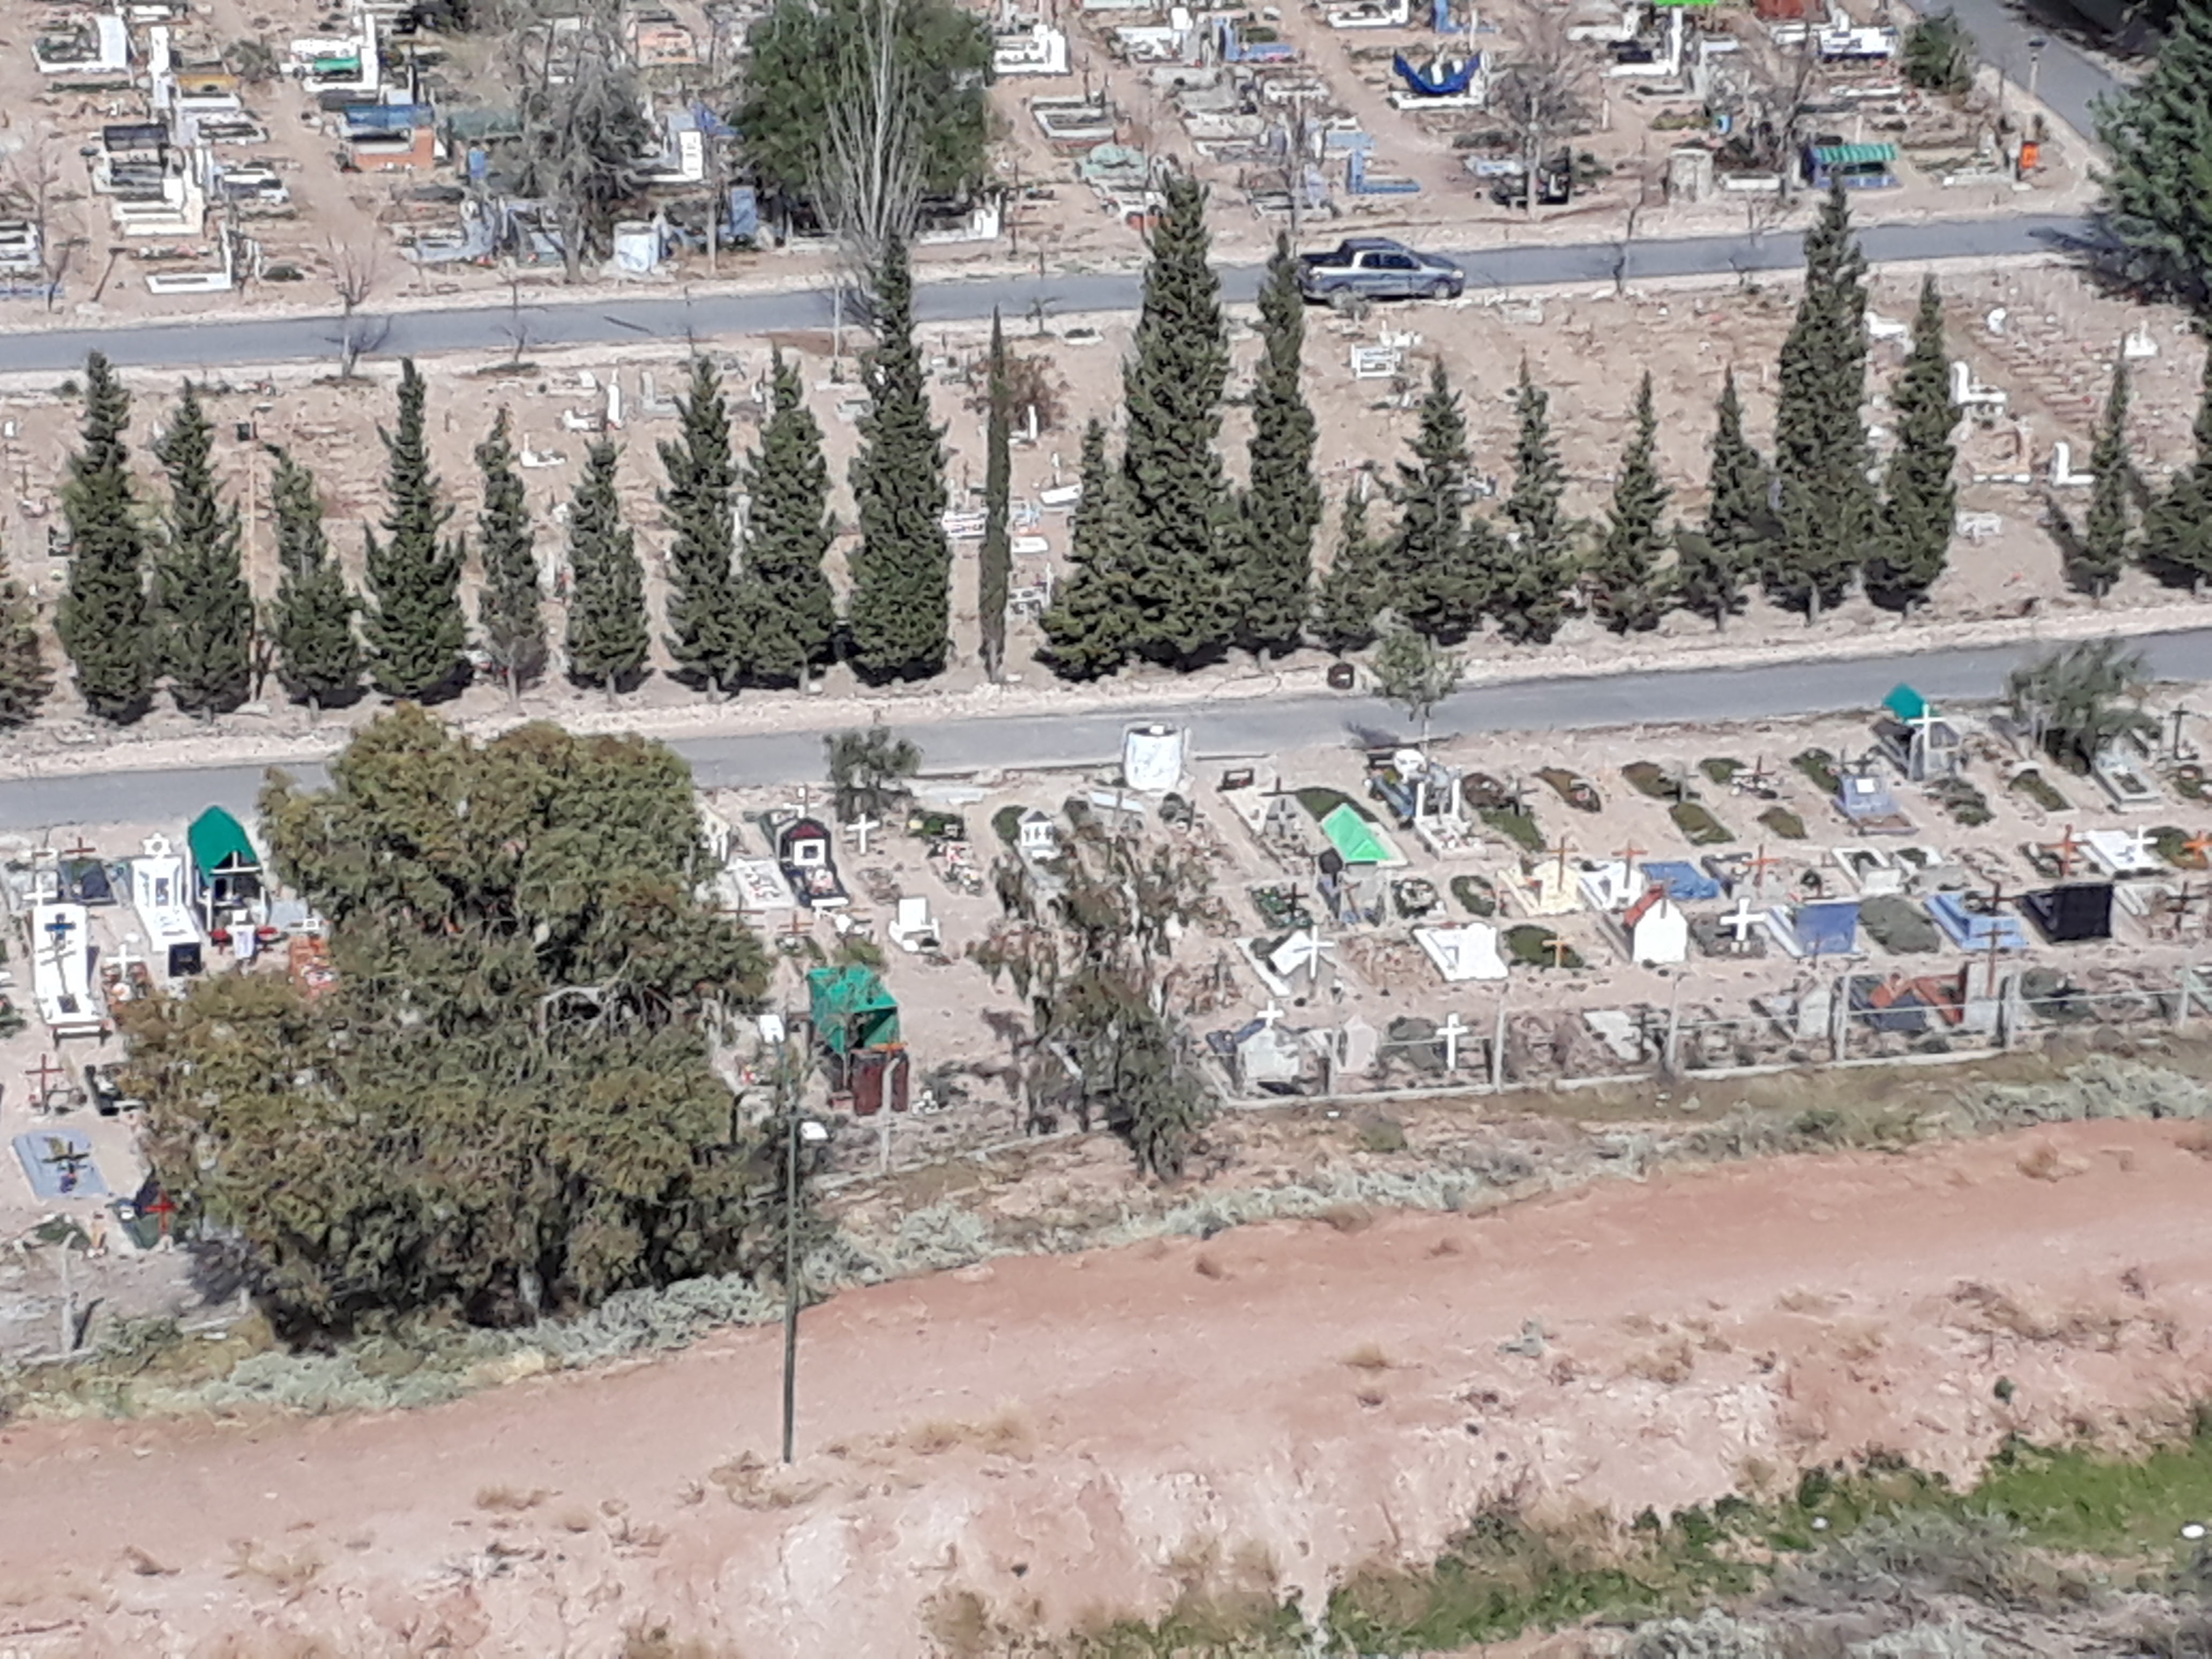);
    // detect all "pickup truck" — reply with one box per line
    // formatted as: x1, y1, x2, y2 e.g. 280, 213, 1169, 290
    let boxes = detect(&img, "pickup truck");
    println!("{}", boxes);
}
1296, 237, 1465, 307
